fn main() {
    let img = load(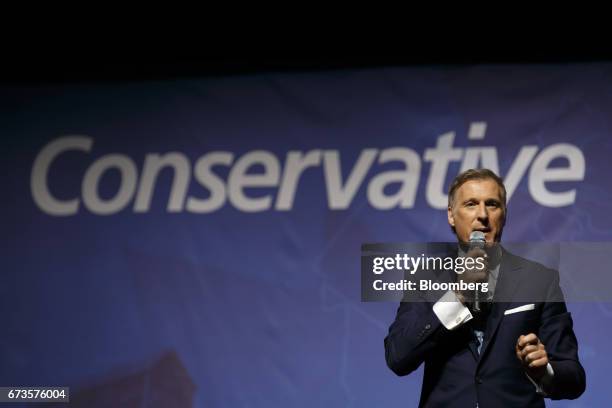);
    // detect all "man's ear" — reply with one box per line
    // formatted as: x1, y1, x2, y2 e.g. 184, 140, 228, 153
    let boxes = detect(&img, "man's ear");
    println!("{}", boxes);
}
447, 206, 455, 228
